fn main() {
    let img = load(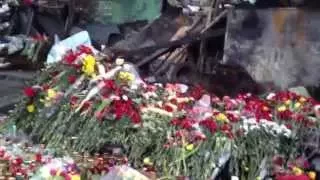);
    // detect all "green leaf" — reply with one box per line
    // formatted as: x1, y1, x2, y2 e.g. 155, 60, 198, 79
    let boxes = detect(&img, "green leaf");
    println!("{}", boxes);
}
95, 100, 111, 112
